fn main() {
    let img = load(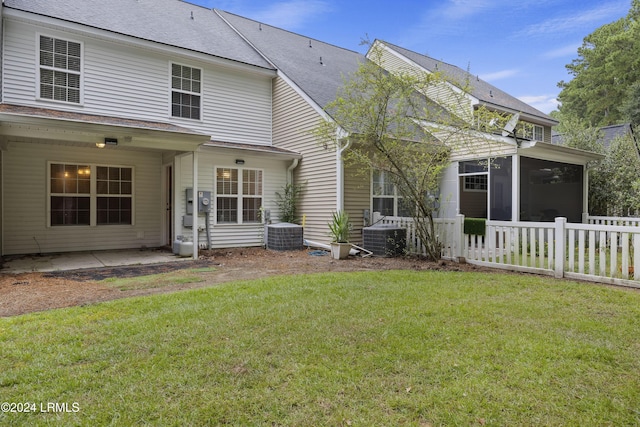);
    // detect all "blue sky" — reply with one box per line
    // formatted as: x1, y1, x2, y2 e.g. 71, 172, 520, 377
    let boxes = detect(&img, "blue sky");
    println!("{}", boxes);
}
191, 0, 631, 114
